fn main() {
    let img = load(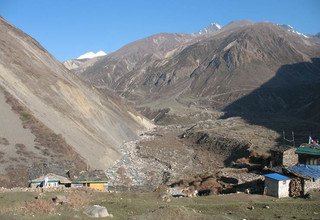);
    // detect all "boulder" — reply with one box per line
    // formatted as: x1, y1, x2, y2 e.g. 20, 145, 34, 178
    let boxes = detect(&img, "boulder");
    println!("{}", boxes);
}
169, 187, 185, 197
85, 205, 113, 218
